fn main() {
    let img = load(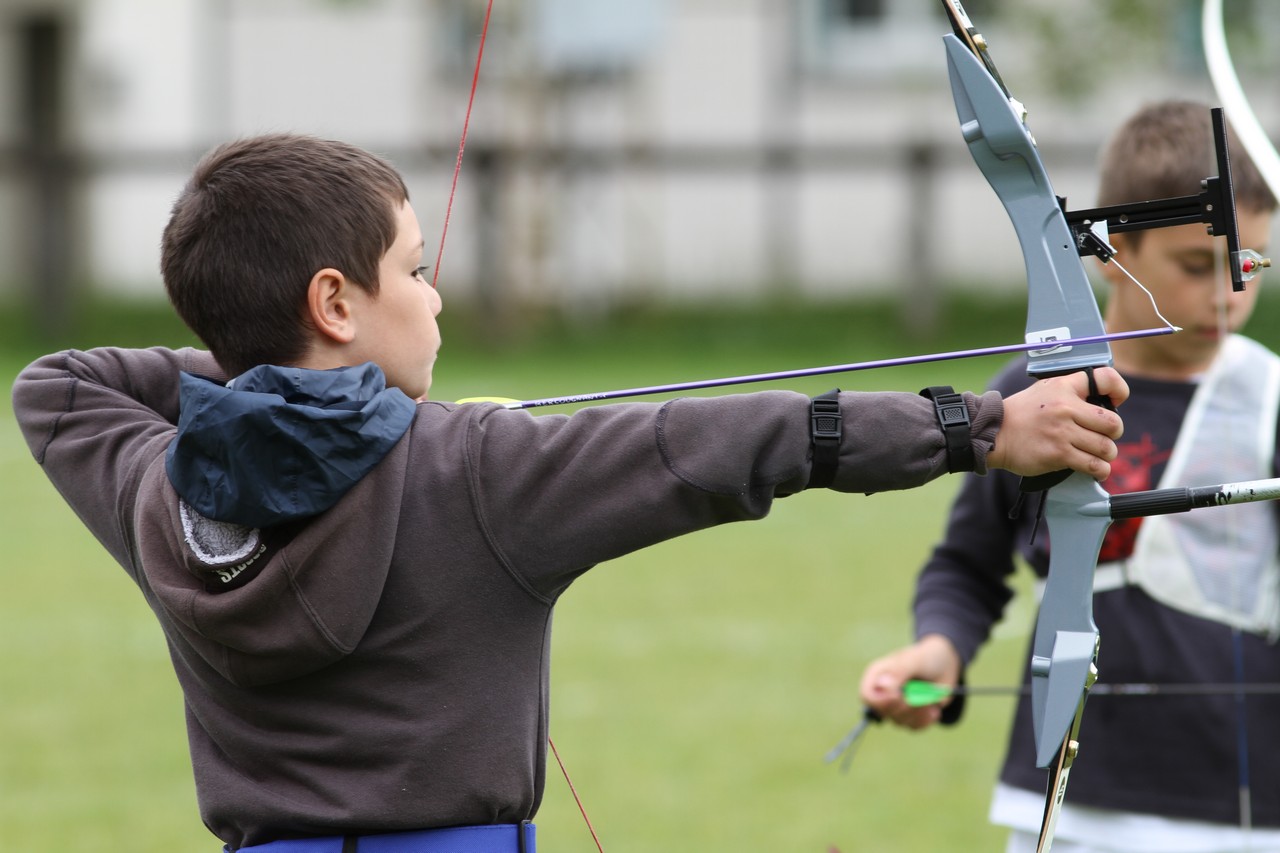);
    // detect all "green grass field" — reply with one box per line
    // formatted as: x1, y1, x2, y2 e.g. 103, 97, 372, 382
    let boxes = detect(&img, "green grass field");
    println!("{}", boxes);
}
2, 292, 1254, 851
